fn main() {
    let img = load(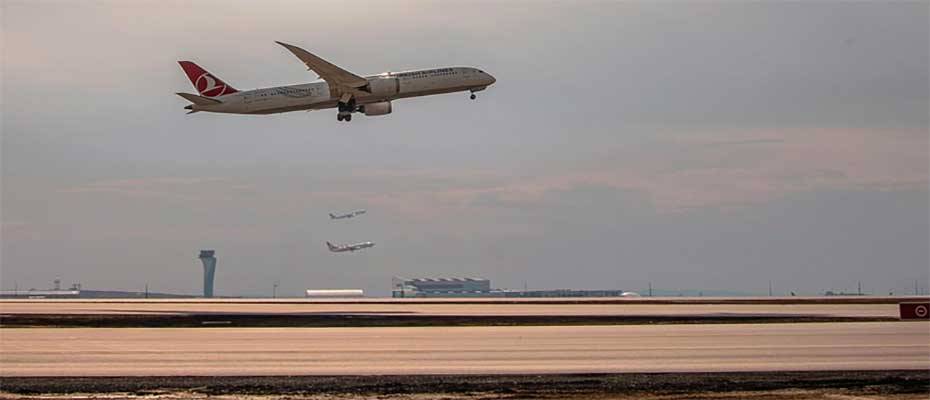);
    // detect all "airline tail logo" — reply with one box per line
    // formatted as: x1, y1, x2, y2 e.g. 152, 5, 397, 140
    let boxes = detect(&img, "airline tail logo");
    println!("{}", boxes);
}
178, 61, 238, 98
195, 73, 227, 97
